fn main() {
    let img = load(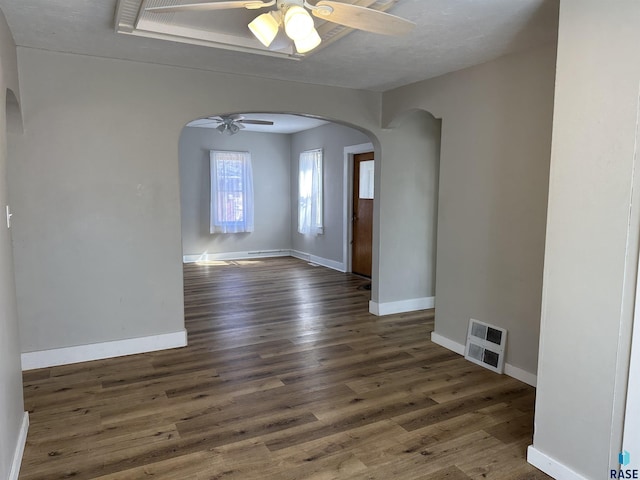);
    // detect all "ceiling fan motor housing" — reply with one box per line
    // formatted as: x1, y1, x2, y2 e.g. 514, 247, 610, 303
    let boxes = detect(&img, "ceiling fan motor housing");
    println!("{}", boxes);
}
279, 0, 304, 8
278, 1, 332, 16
